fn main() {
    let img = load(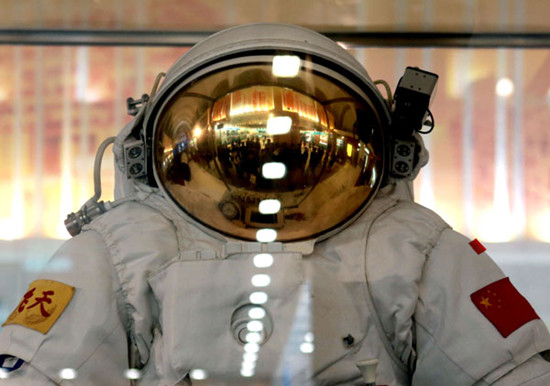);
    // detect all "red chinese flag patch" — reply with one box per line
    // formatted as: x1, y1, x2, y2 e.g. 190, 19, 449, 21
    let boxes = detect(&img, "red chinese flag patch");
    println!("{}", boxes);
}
469, 239, 486, 254
471, 277, 539, 337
